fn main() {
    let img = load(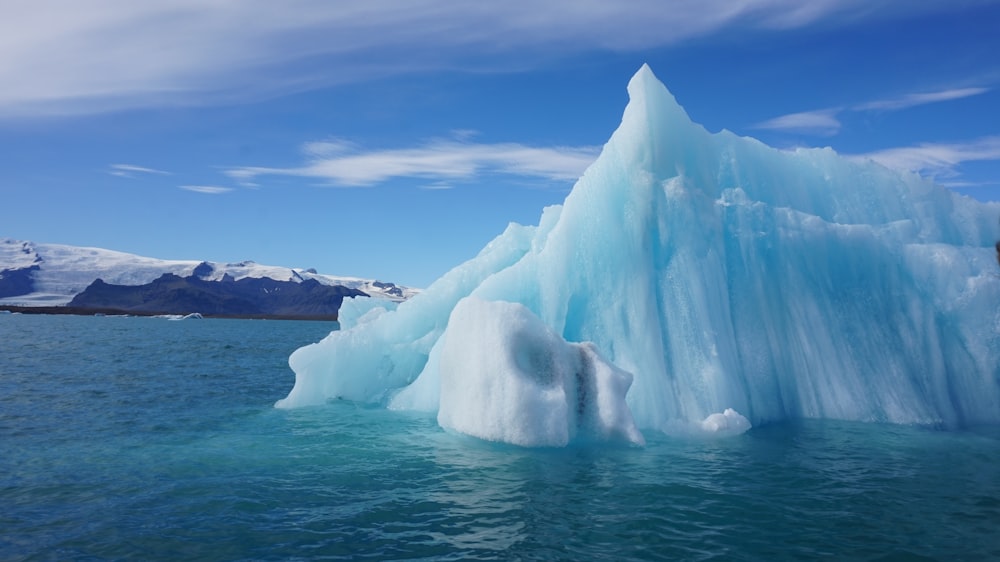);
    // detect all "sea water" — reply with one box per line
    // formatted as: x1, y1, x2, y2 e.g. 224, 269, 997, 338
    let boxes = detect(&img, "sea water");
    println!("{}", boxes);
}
2, 314, 998, 561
